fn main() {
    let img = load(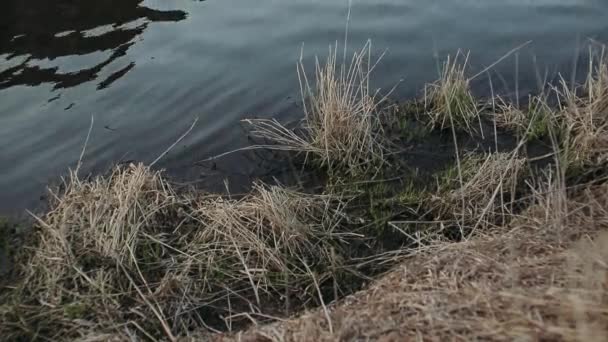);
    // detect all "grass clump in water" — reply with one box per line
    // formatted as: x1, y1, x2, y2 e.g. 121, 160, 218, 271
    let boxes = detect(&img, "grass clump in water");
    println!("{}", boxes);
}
246, 41, 389, 178
424, 52, 479, 134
